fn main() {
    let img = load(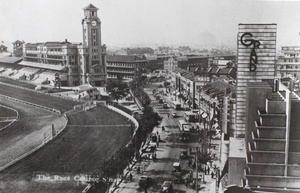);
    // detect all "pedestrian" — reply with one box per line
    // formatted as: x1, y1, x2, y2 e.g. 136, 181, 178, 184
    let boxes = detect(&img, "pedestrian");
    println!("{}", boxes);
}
211, 171, 214, 179
204, 166, 207, 175
129, 172, 133, 181
137, 166, 140, 174
207, 166, 210, 174
158, 134, 160, 141
188, 159, 192, 167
